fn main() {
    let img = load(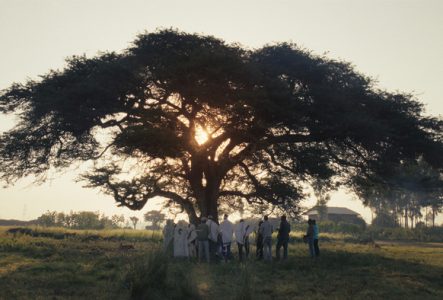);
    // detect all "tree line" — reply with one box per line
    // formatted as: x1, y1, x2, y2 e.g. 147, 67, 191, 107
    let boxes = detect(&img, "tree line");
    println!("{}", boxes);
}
36, 210, 168, 230
357, 159, 443, 228
37, 211, 134, 230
